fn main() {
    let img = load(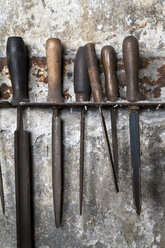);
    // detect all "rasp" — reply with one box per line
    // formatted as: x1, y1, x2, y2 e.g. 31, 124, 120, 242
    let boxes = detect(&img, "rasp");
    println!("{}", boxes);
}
123, 36, 141, 215
46, 38, 63, 228
74, 46, 91, 215
85, 43, 119, 192
0, 163, 5, 214
101, 46, 119, 181
7, 37, 32, 247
